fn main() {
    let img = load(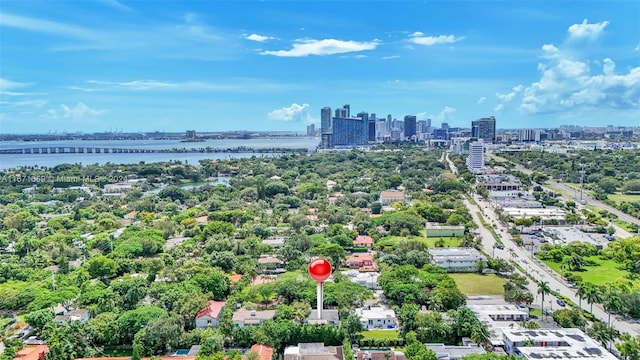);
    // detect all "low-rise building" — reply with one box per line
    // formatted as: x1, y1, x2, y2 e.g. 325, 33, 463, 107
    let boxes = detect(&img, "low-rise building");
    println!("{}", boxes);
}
341, 270, 380, 289
262, 237, 287, 248
353, 235, 374, 248
501, 207, 566, 221
424, 344, 485, 359
355, 306, 397, 330
502, 328, 617, 360
306, 309, 340, 326
232, 309, 276, 327
427, 248, 486, 272
284, 343, 343, 360
345, 254, 378, 272
250, 344, 275, 360
53, 309, 90, 324
425, 223, 465, 238
195, 300, 226, 329
379, 190, 405, 206
467, 304, 529, 322
258, 255, 285, 273
355, 350, 407, 360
